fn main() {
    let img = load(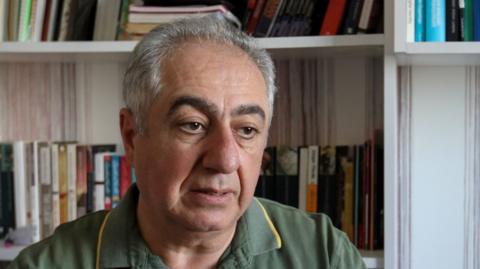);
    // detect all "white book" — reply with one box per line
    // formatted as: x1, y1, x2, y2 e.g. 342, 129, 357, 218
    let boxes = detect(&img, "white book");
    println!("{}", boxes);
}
39, 142, 53, 238
50, 144, 60, 229
94, 152, 110, 211
93, 0, 121, 41
67, 144, 77, 221
358, 0, 374, 32
406, 0, 415, 42
298, 147, 309, 211
13, 141, 28, 228
31, 142, 41, 242
32, 0, 46, 41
